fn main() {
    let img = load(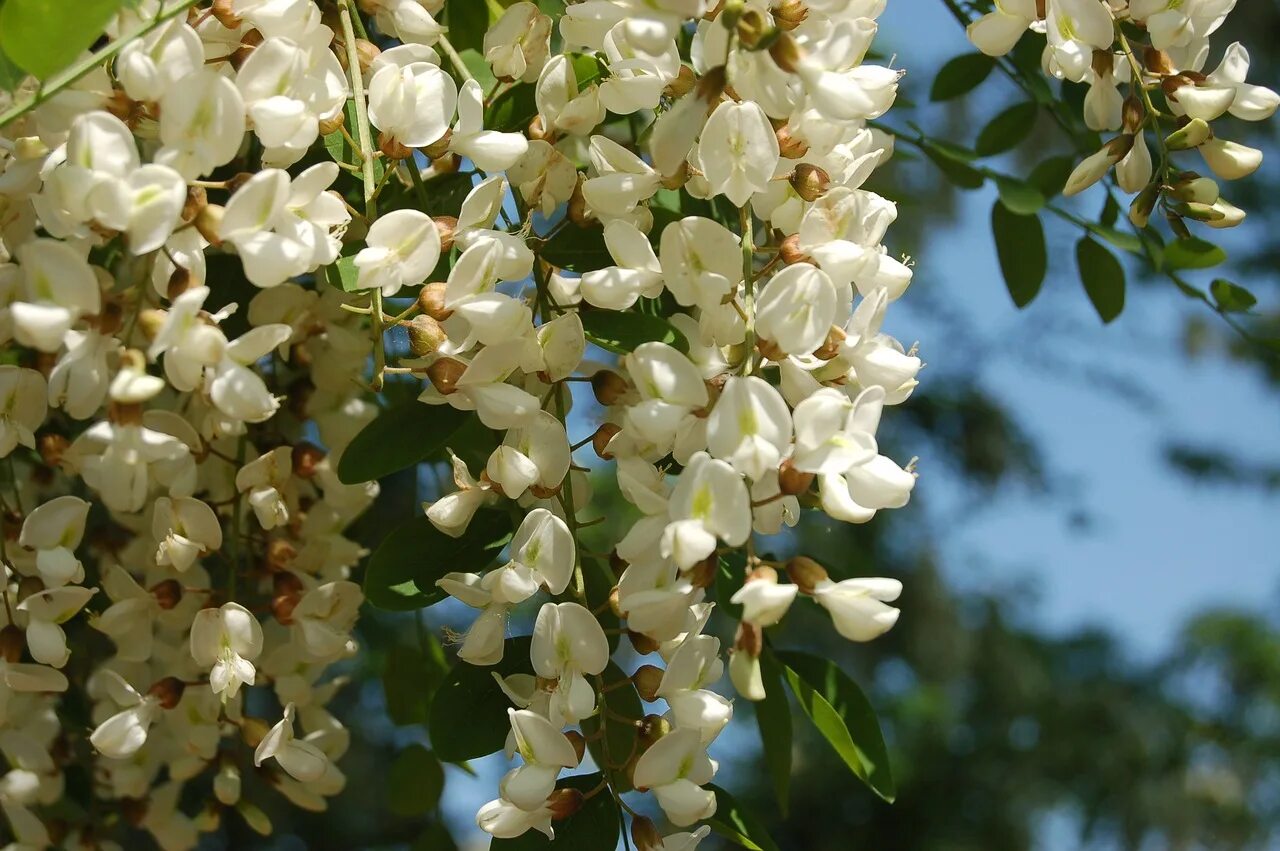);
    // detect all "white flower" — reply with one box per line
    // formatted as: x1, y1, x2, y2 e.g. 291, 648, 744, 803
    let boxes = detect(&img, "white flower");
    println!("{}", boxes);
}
486, 418, 571, 501
697, 100, 779, 206
0, 367, 46, 458
1044, 0, 1116, 82
812, 576, 903, 642
89, 672, 160, 759
1206, 43, 1280, 121
11, 240, 100, 352
531, 602, 609, 723
156, 69, 247, 180
18, 496, 90, 587
191, 602, 263, 700
255, 703, 328, 782
367, 60, 457, 149
581, 221, 665, 310
153, 497, 223, 572
16, 586, 96, 667
632, 727, 718, 826
484, 2, 552, 83
450, 80, 530, 172
755, 263, 844, 357
791, 387, 881, 475
706, 376, 792, 481
967, 0, 1038, 57
730, 572, 799, 628
656, 635, 732, 743
662, 452, 751, 570
426, 451, 496, 537
500, 708, 579, 810
477, 796, 554, 840
354, 210, 442, 297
